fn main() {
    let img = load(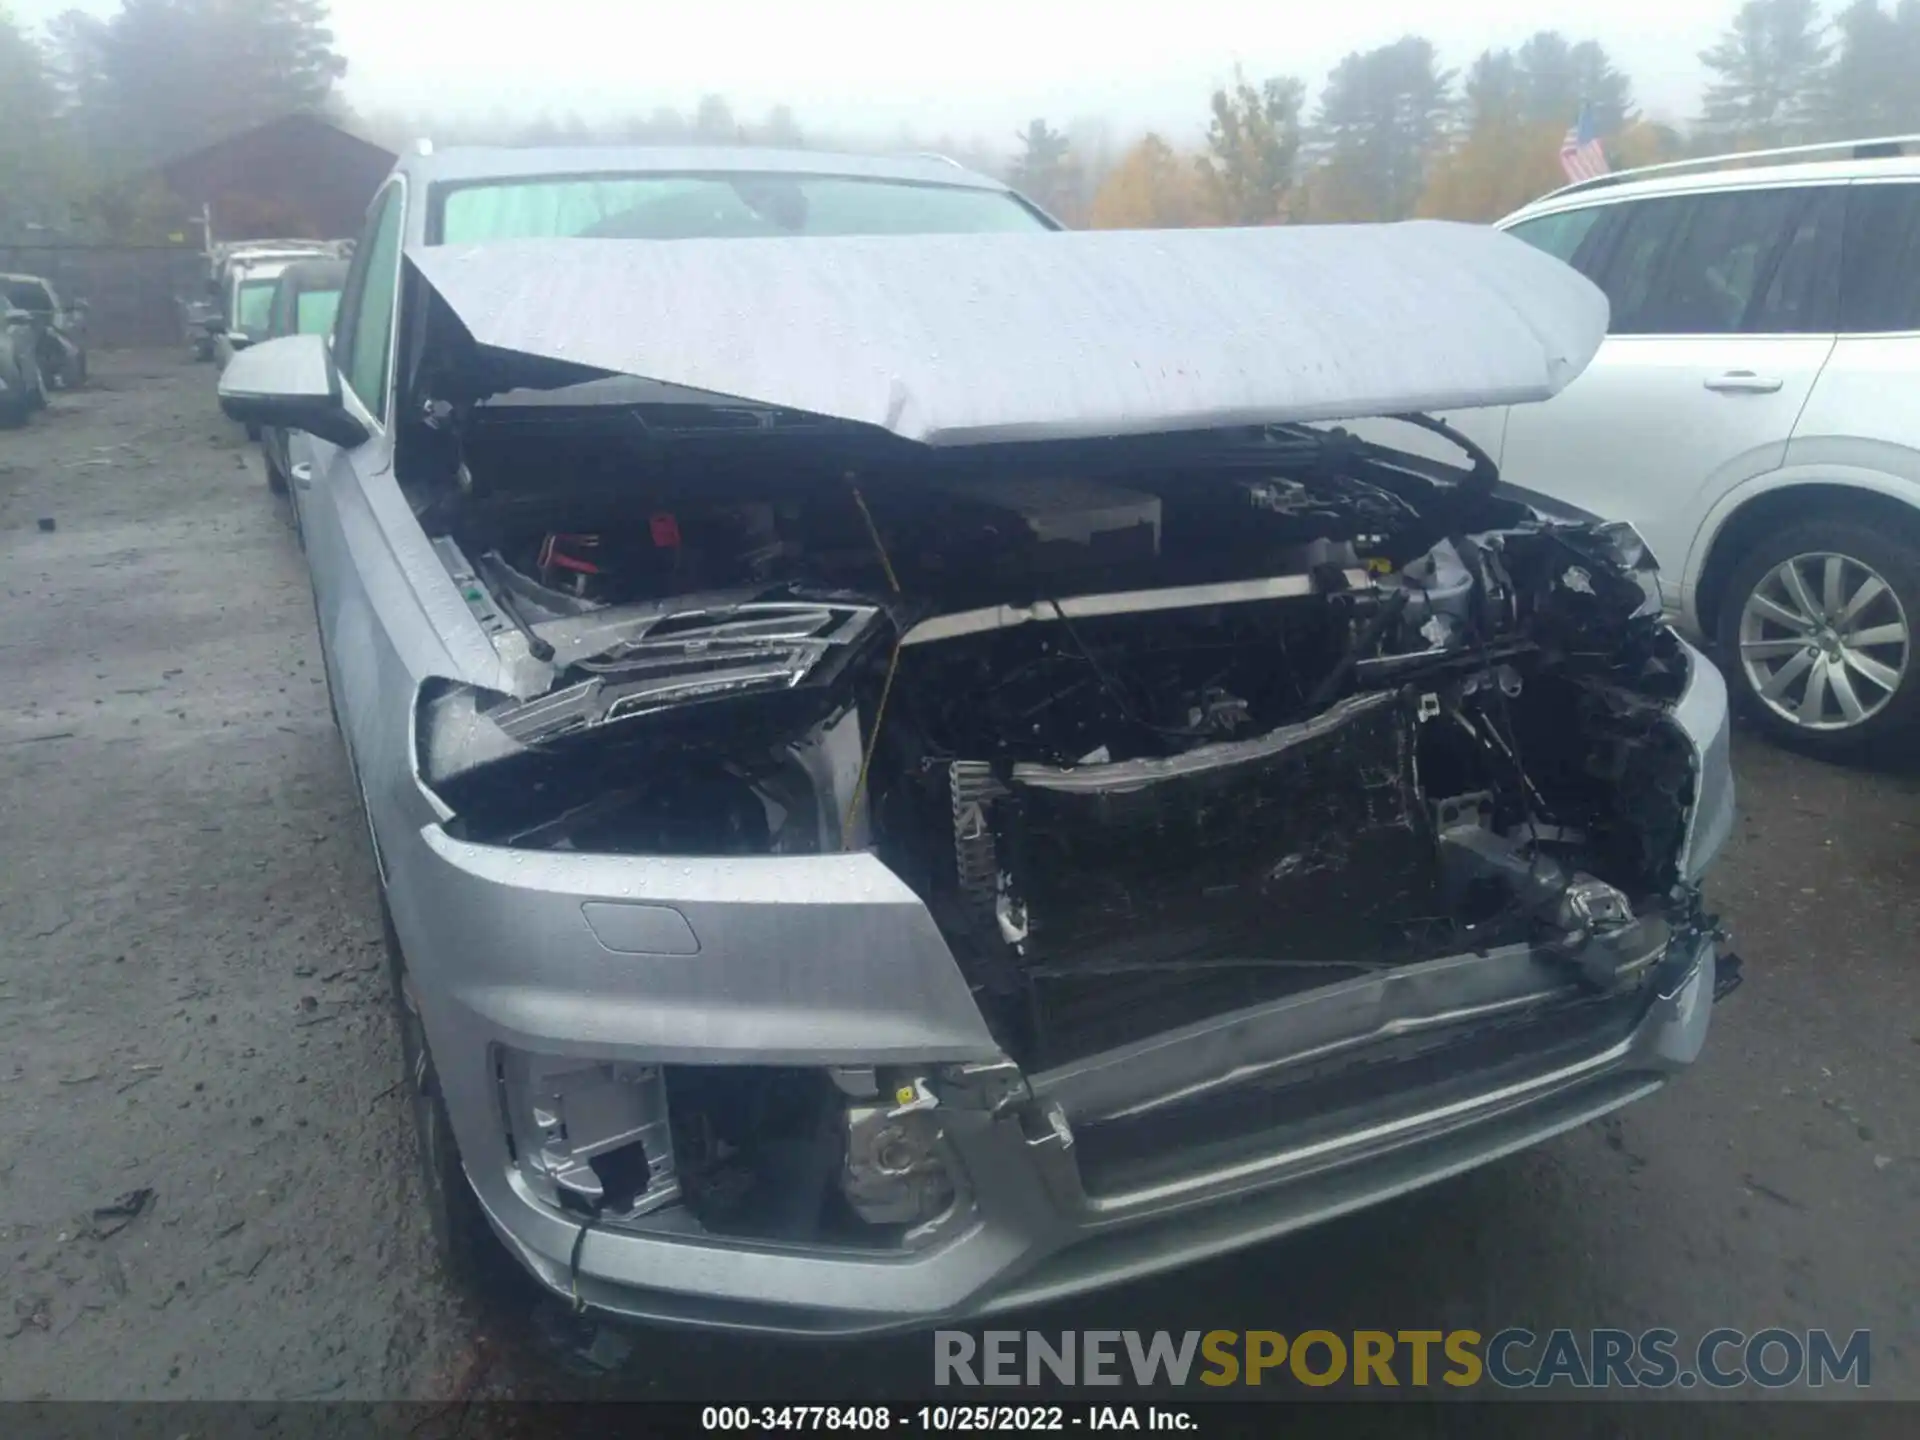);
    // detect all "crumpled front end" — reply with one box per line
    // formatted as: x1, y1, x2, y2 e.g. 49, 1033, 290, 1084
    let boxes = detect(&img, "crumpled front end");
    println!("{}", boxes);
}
390, 412, 1734, 1332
